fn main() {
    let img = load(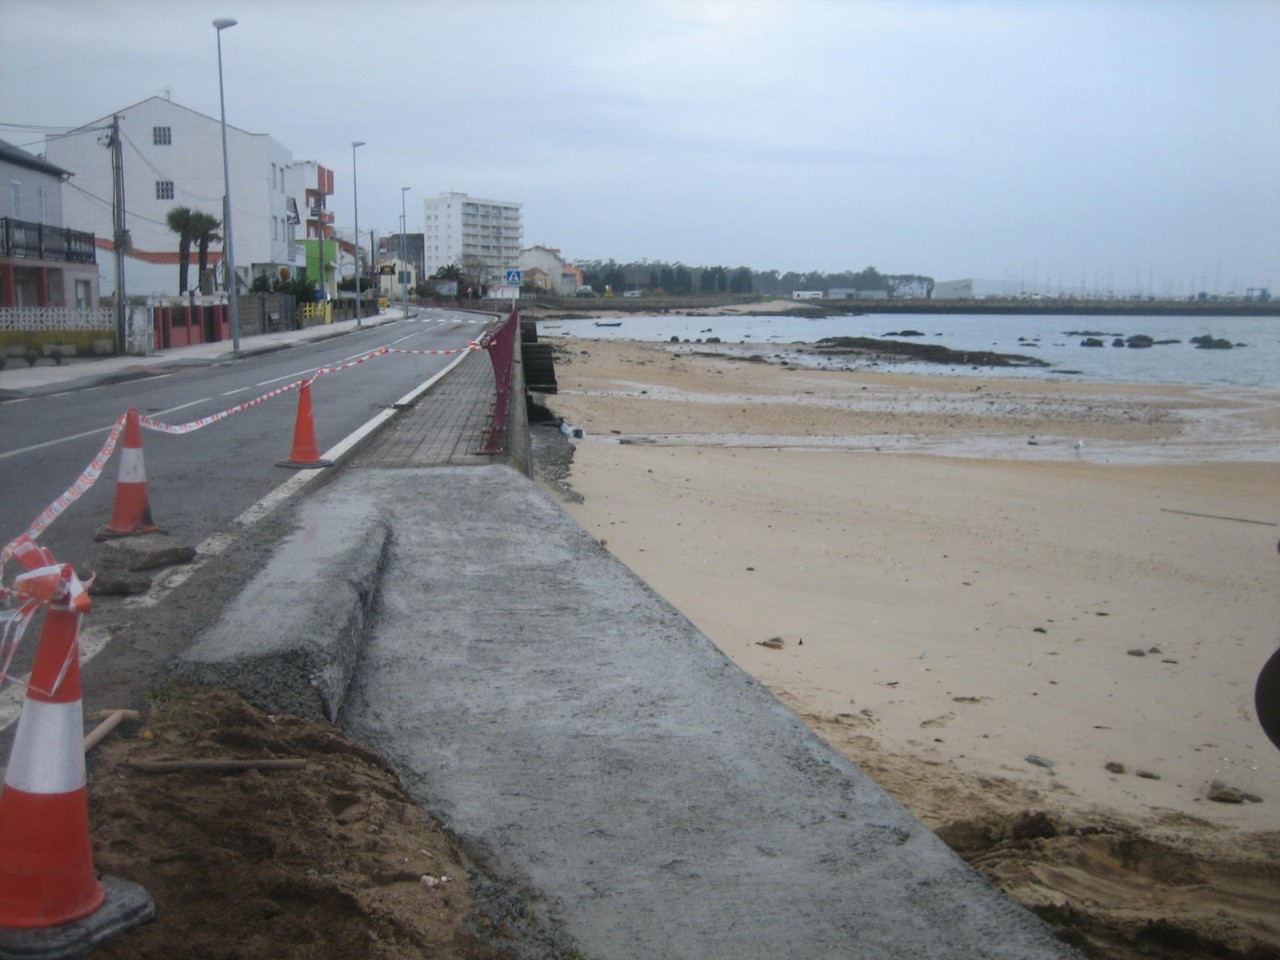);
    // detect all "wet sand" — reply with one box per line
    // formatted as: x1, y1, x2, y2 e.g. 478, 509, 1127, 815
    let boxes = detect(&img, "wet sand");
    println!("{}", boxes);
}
541, 335, 1280, 958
